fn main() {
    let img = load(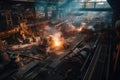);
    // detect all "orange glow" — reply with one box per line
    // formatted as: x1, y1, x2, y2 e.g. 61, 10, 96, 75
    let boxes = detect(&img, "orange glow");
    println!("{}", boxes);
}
54, 39, 61, 47
53, 38, 63, 48
48, 32, 64, 51
77, 27, 83, 32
